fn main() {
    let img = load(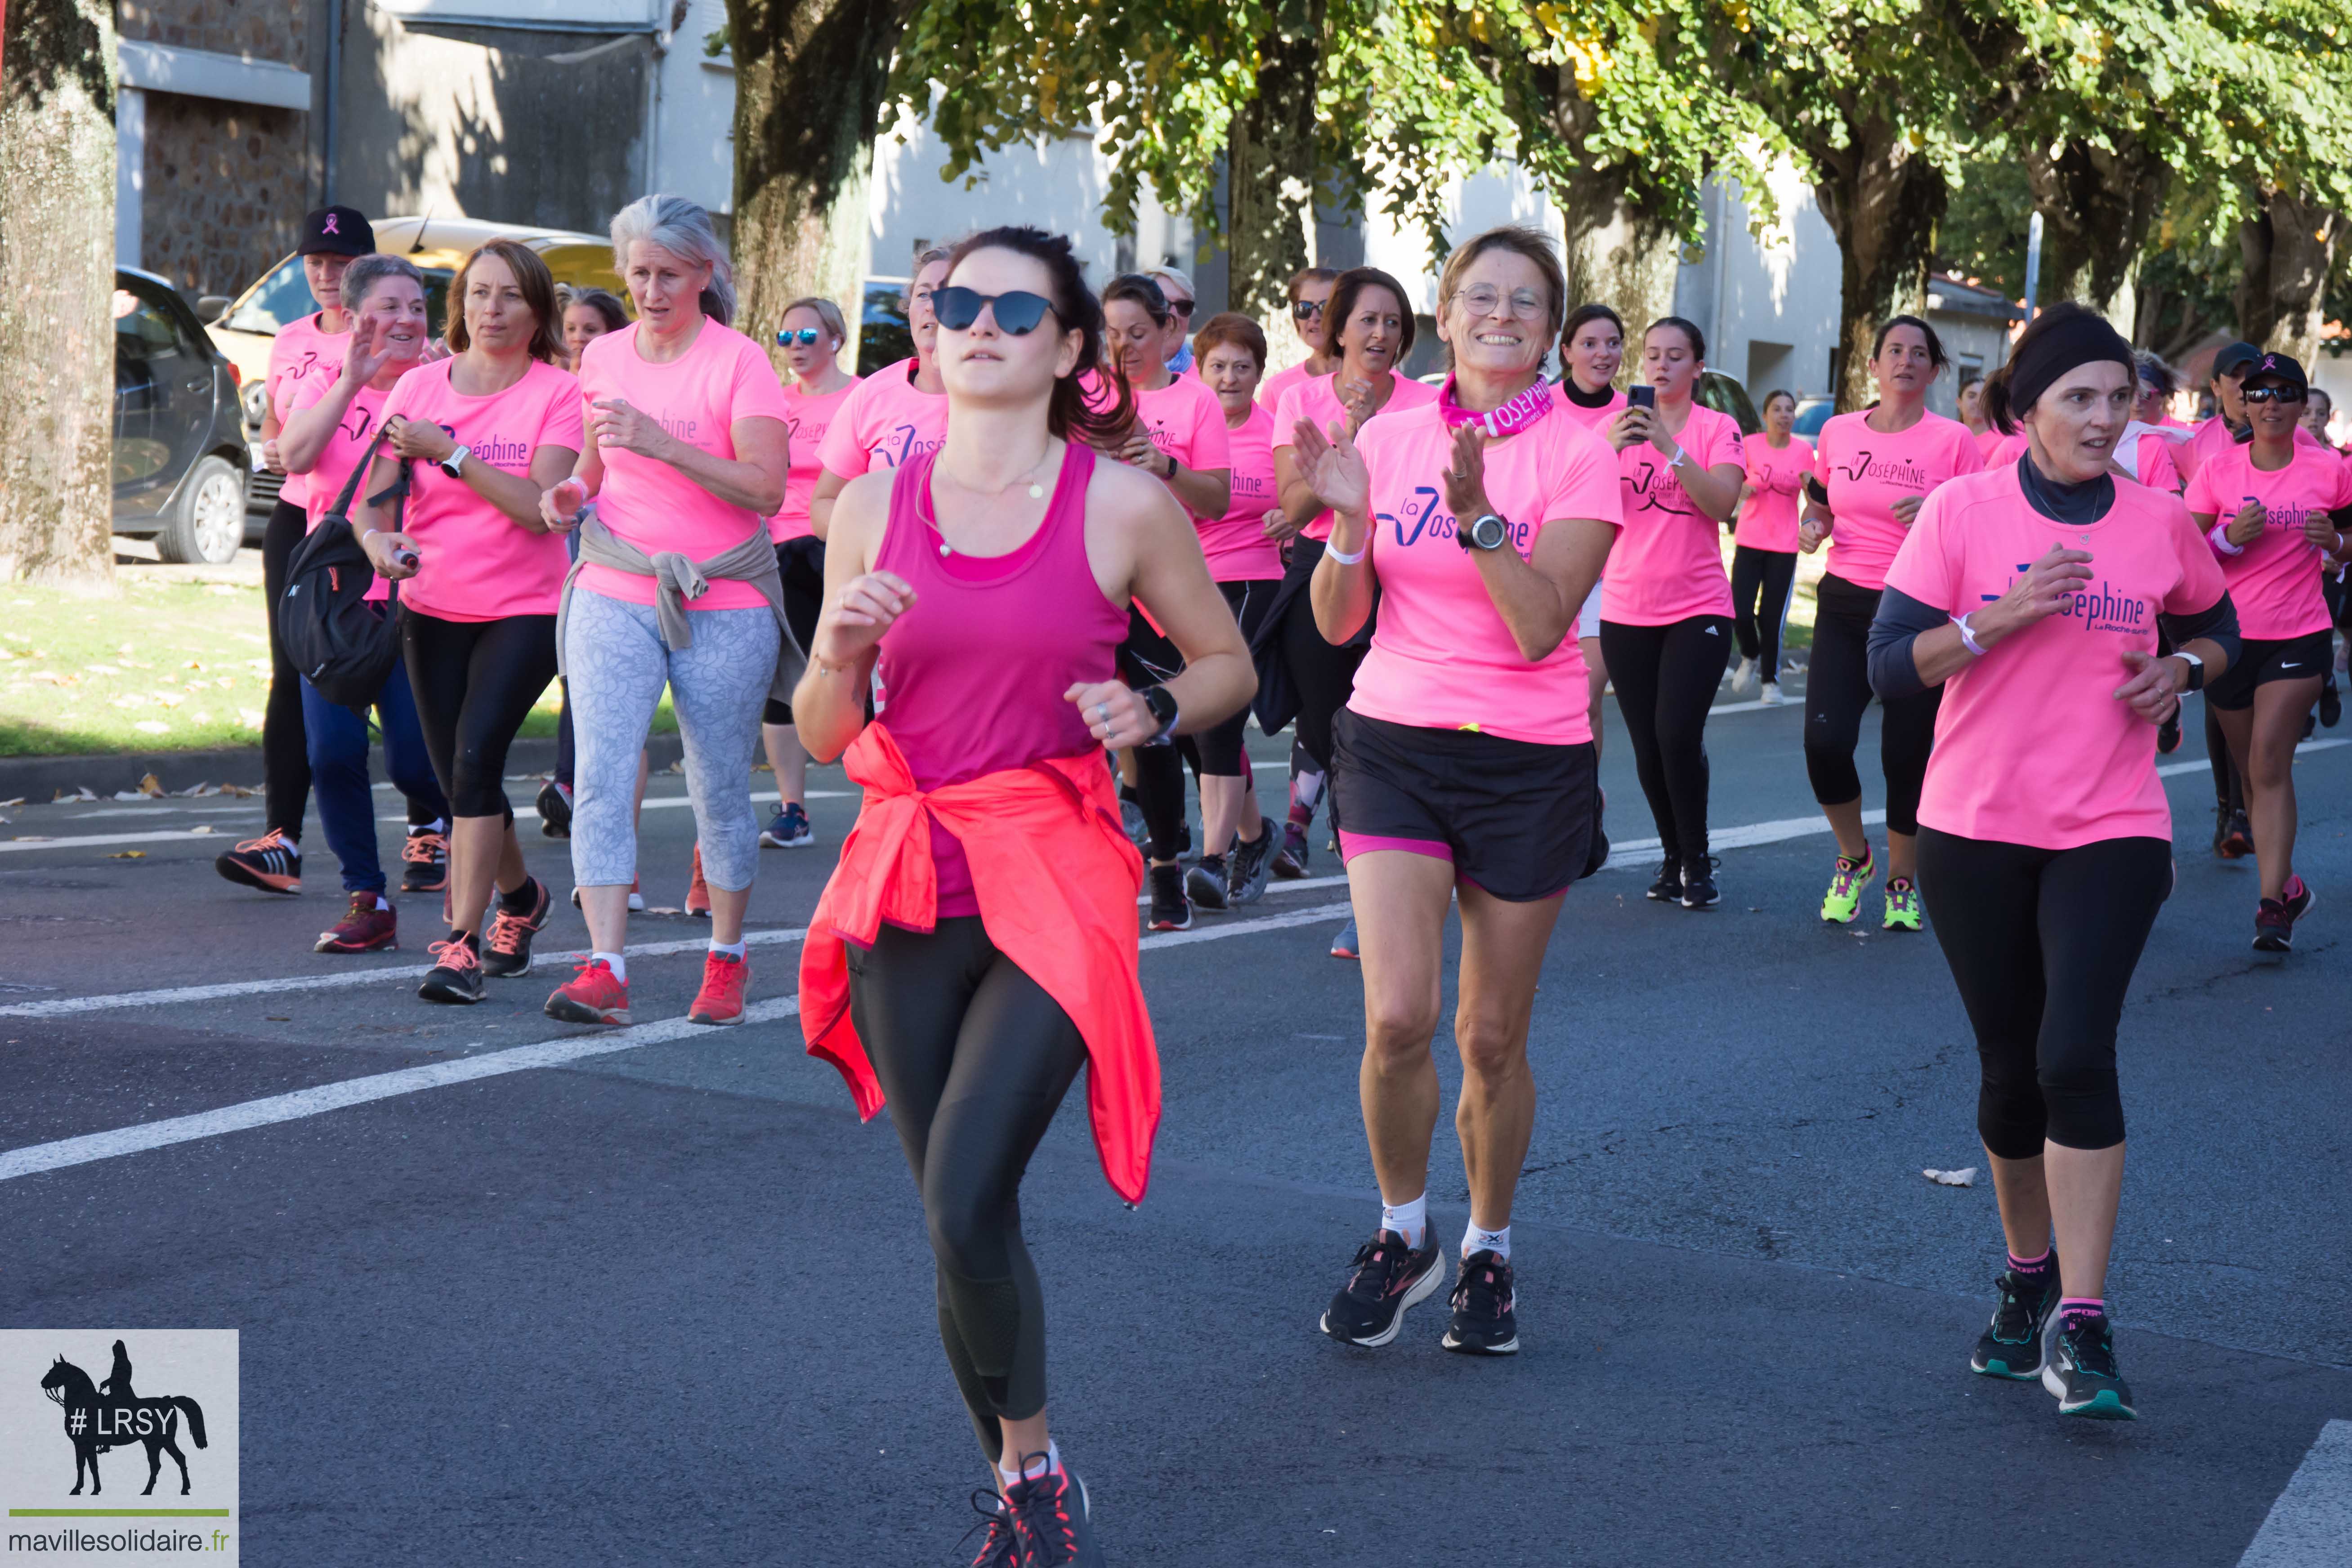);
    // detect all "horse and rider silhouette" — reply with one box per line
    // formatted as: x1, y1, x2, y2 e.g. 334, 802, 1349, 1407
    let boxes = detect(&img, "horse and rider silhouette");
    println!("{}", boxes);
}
38, 1340, 208, 1496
